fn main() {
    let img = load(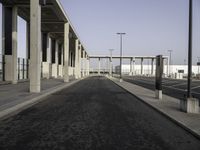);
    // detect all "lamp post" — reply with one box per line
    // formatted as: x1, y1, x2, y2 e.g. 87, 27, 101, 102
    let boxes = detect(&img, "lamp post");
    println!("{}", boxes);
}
168, 50, 173, 77
197, 57, 200, 74
109, 49, 114, 76
117, 33, 126, 82
187, 0, 192, 98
